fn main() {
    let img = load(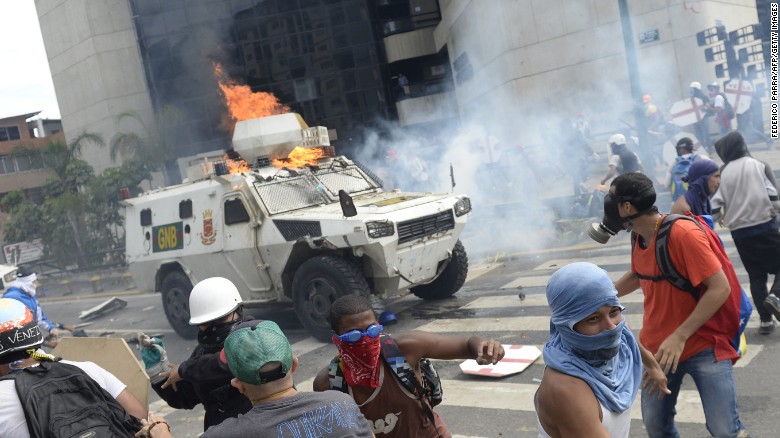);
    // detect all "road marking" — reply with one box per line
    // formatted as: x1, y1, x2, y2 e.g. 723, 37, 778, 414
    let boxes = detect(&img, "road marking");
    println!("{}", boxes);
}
533, 255, 630, 270
292, 337, 331, 357
415, 314, 645, 332
466, 263, 501, 283
298, 377, 705, 424
468, 293, 645, 309
500, 271, 626, 289
439, 379, 705, 423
